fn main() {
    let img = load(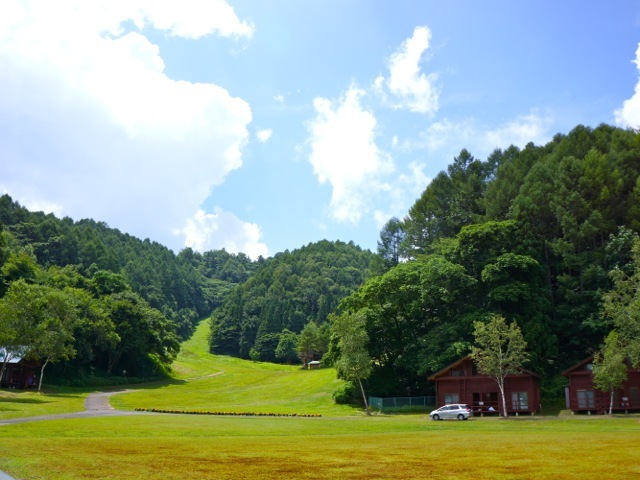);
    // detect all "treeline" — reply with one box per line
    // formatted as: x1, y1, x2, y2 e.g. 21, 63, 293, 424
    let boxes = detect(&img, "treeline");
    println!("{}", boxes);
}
4, 122, 638, 399
0, 195, 259, 380
344, 123, 640, 397
209, 240, 374, 362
